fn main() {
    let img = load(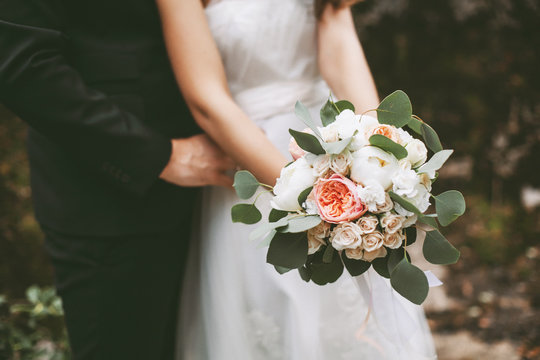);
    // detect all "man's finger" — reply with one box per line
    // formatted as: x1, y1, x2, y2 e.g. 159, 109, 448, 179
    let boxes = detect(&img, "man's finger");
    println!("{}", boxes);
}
217, 157, 237, 171
211, 172, 234, 188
